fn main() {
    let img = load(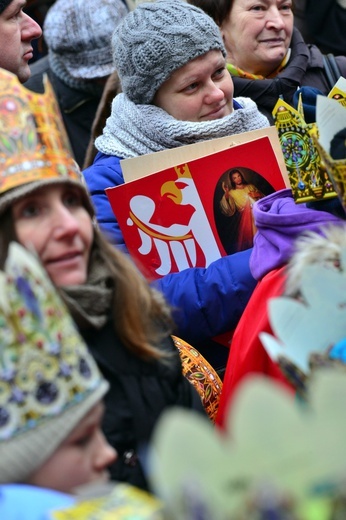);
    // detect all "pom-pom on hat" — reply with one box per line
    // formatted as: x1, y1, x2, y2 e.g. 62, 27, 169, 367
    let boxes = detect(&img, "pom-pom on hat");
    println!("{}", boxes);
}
44, 0, 128, 80
112, 0, 226, 105
0, 242, 109, 484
